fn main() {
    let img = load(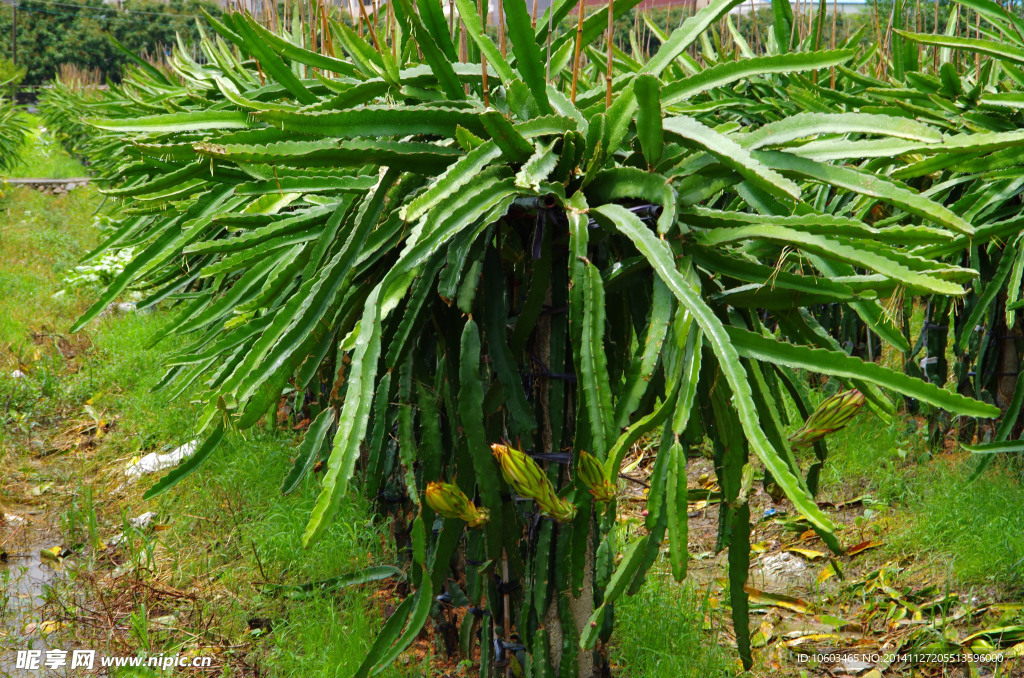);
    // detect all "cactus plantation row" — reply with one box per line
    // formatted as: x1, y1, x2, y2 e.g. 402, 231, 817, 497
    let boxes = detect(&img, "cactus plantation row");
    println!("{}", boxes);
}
27, 0, 1024, 673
